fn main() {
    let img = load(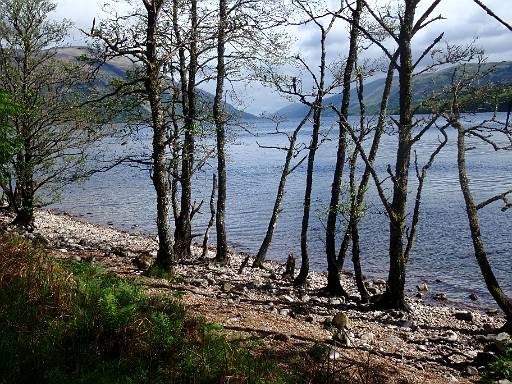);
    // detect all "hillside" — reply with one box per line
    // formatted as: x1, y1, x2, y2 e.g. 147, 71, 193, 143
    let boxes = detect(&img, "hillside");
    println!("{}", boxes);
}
55, 46, 258, 120
275, 61, 512, 118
